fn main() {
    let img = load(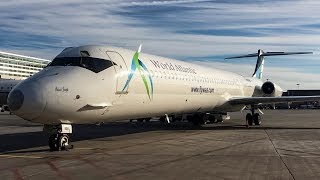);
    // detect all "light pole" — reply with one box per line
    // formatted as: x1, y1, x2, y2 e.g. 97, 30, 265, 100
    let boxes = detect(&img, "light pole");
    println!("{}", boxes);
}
297, 83, 300, 90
